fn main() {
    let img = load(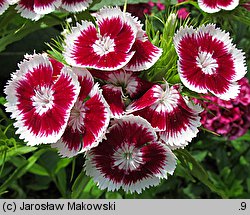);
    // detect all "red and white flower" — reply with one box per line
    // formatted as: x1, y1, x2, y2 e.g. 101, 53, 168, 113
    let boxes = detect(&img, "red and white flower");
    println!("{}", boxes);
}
90, 69, 153, 117
4, 53, 80, 145
174, 24, 247, 100
127, 82, 202, 148
15, 0, 92, 20
64, 7, 137, 71
95, 7, 162, 71
198, 0, 239, 13
85, 115, 177, 193
52, 68, 110, 157
64, 7, 162, 71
